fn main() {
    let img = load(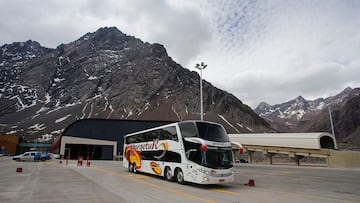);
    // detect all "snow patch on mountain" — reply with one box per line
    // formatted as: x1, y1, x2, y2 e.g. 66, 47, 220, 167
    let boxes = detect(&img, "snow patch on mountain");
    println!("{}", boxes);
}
55, 114, 72, 123
36, 134, 53, 142
28, 123, 46, 131
316, 102, 325, 110
218, 114, 240, 133
246, 126, 253, 132
172, 106, 181, 120
54, 78, 65, 83
88, 76, 99, 80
